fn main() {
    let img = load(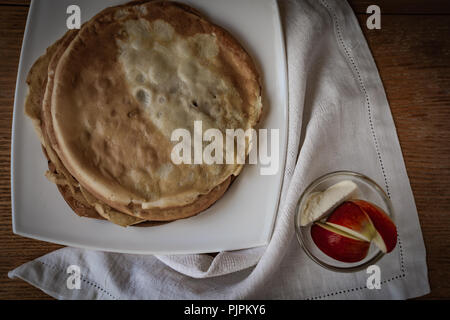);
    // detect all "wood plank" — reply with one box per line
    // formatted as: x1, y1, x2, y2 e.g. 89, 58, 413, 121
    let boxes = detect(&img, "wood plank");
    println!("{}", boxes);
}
0, 5, 63, 300
349, 0, 450, 14
0, 1, 29, 6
